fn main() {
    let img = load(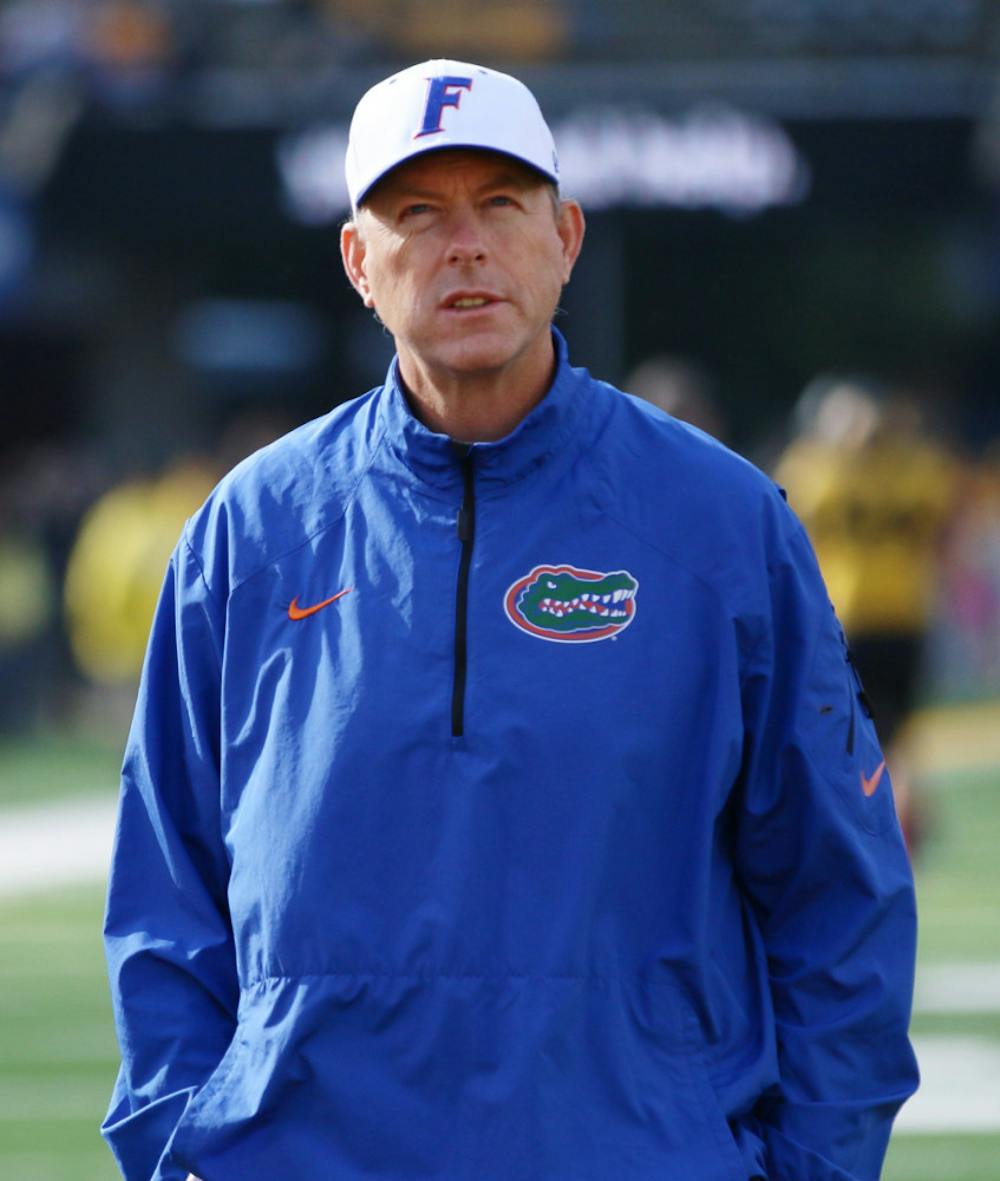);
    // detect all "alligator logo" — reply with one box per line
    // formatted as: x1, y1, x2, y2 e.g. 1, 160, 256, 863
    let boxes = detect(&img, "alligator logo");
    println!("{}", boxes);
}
504, 564, 638, 643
